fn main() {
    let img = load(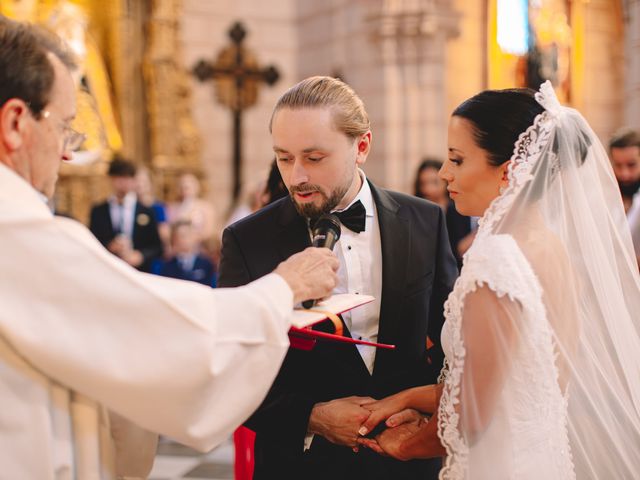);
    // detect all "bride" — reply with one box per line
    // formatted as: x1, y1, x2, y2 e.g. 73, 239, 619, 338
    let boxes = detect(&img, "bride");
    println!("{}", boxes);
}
356, 82, 640, 479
